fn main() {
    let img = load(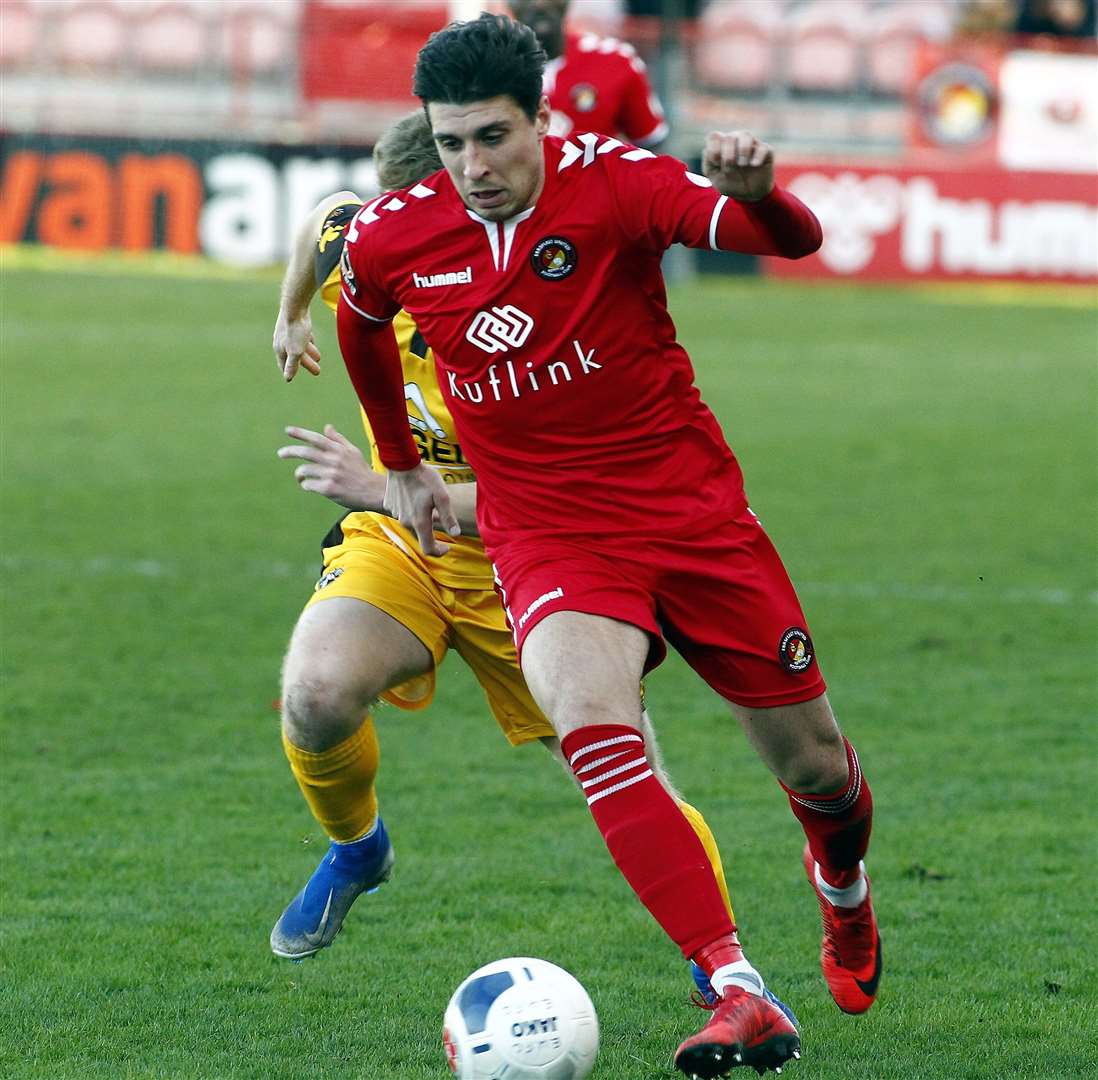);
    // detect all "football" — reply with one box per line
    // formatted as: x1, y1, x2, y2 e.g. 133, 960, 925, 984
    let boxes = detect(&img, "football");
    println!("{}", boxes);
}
443, 957, 599, 1080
